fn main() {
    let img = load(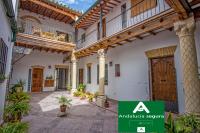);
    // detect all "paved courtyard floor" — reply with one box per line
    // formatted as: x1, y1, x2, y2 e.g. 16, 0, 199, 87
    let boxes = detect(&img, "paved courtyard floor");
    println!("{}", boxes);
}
23, 91, 118, 133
